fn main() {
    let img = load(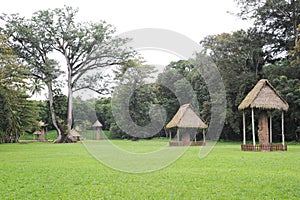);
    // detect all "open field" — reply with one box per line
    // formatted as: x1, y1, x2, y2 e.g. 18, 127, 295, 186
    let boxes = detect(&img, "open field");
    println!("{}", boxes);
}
0, 140, 299, 199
